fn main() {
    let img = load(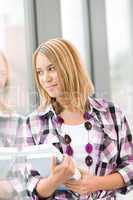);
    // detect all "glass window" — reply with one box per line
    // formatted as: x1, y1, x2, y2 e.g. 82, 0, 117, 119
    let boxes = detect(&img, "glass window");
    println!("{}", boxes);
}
0, 0, 34, 114
106, 0, 133, 132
